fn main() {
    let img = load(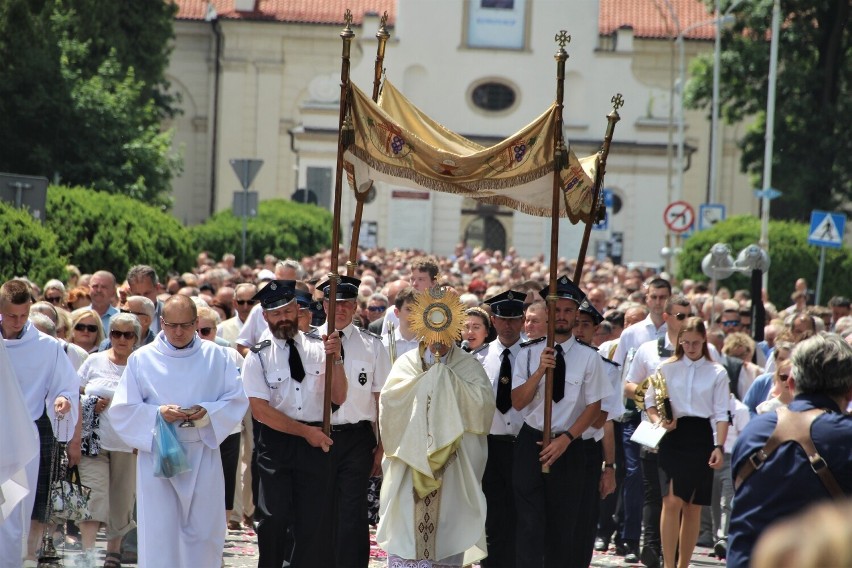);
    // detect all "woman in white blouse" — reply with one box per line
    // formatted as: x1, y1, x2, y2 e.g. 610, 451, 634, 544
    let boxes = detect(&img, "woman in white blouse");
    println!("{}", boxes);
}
646, 317, 729, 568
